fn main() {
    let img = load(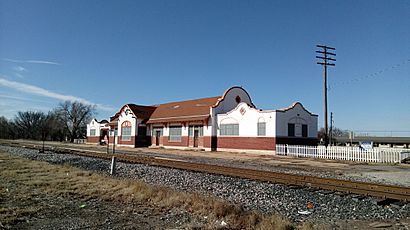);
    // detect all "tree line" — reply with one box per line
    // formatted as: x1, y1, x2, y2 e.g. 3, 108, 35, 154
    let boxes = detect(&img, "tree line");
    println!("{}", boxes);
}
0, 101, 95, 142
